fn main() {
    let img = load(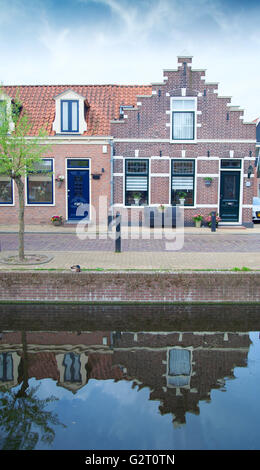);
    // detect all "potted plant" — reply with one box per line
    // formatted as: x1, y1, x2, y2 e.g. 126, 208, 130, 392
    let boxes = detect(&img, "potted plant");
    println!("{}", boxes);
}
204, 177, 212, 187
133, 192, 141, 206
158, 204, 165, 212
192, 213, 204, 228
205, 213, 221, 227
55, 175, 65, 188
51, 215, 63, 226
178, 191, 187, 205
